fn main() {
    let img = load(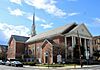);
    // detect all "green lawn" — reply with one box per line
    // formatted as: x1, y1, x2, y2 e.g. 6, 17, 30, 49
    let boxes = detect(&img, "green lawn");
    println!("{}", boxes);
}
36, 64, 78, 67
